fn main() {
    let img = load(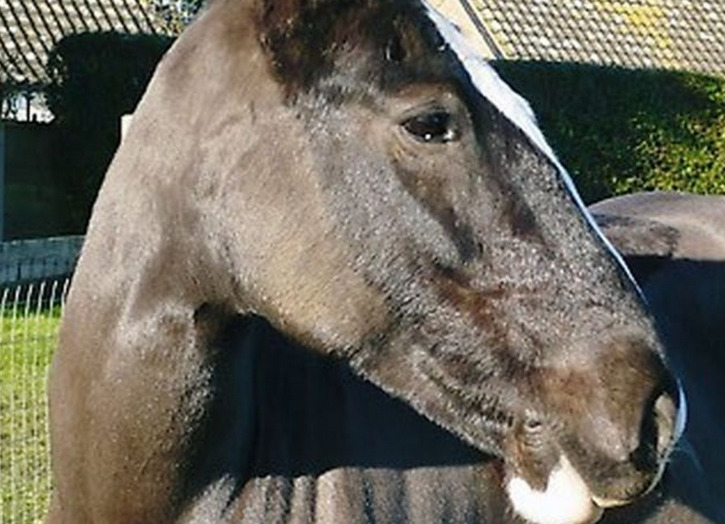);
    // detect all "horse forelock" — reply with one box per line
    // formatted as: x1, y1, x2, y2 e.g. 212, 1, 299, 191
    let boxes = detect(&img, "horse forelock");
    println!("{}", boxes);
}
254, 0, 462, 102
256, 0, 395, 93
